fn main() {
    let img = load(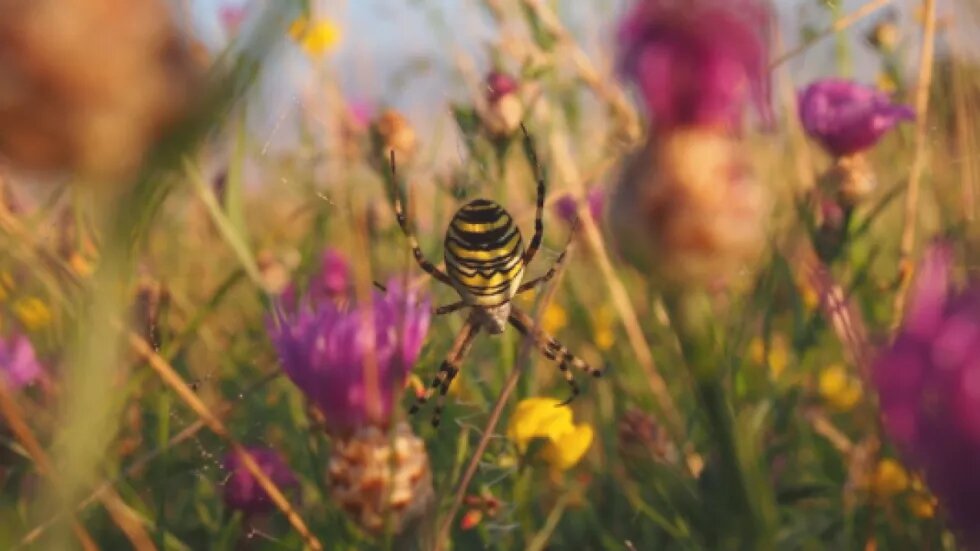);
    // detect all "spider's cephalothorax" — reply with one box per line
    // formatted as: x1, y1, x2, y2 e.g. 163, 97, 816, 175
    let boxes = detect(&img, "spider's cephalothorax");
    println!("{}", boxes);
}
386, 125, 603, 427
444, 199, 524, 334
